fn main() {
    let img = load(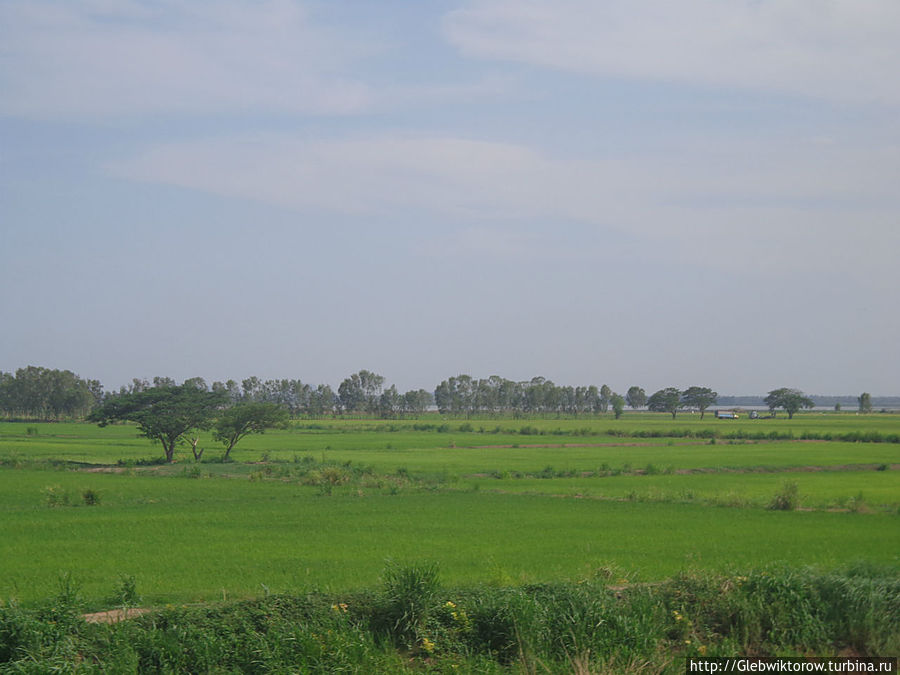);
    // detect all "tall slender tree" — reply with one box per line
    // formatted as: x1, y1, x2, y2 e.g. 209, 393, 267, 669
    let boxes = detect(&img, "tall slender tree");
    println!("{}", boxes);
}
858, 392, 873, 414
